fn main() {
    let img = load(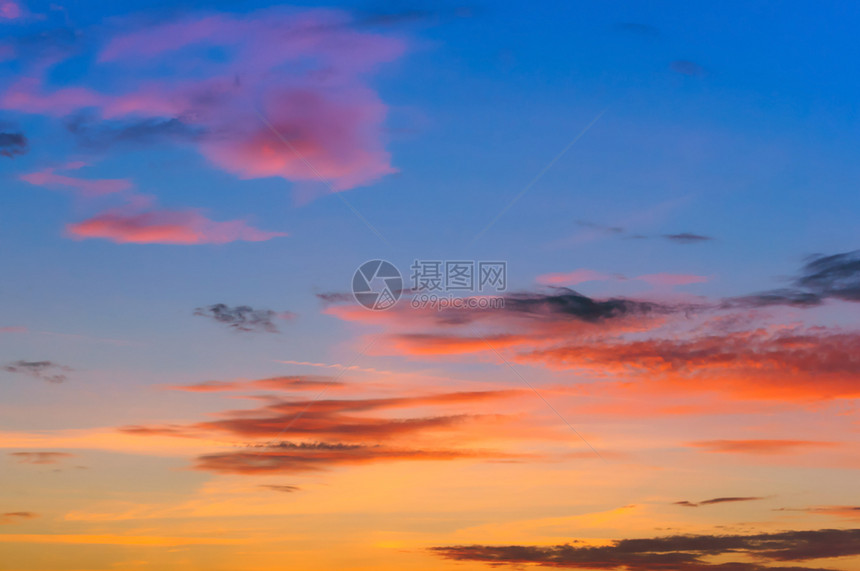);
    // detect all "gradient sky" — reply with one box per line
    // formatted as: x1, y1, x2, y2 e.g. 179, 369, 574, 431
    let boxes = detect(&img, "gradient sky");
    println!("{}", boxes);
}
1, 1, 859, 570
